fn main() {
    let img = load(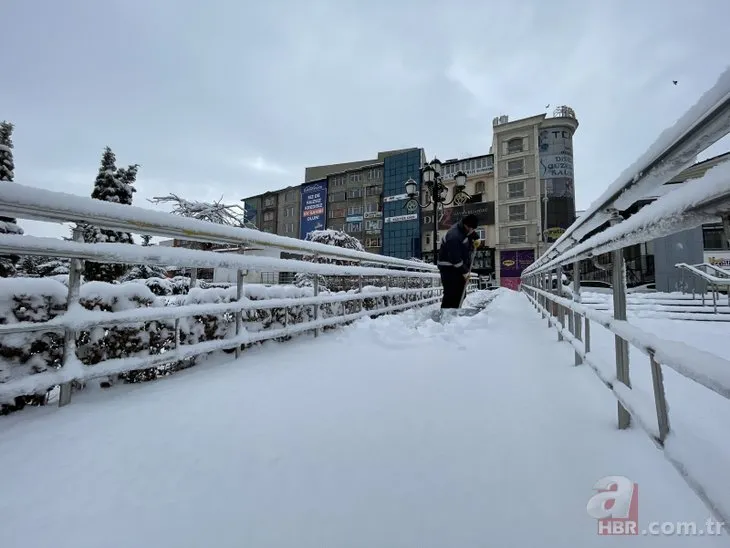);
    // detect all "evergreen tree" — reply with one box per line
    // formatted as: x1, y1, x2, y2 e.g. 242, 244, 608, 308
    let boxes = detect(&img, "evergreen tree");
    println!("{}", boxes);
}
0, 121, 23, 277
82, 147, 136, 282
